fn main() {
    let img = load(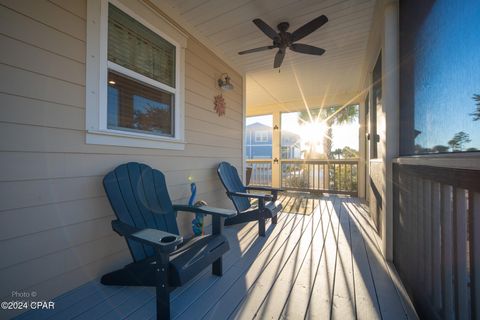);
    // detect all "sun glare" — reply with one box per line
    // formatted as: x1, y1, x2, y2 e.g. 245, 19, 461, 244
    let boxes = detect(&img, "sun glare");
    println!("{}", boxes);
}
299, 120, 328, 154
